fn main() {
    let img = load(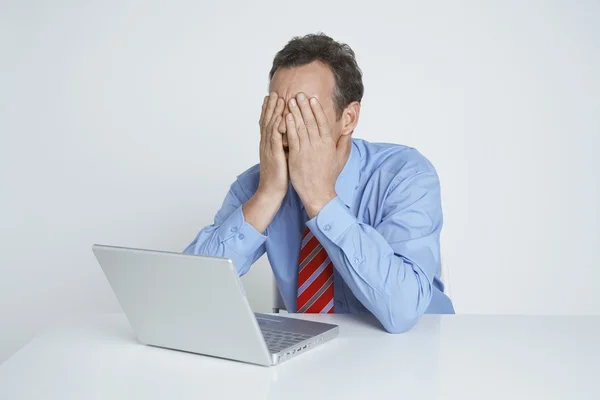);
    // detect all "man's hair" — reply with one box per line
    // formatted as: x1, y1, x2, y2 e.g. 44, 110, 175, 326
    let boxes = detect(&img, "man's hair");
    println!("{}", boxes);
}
269, 33, 364, 121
